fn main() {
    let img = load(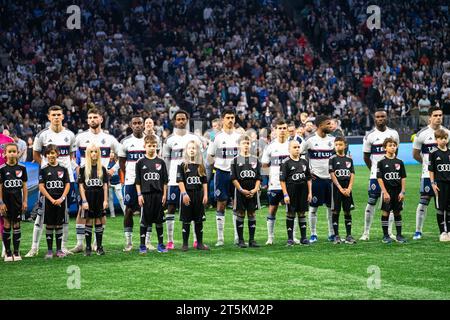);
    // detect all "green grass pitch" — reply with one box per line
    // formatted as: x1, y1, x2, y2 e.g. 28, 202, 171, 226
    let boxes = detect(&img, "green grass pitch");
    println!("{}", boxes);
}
1, 164, 450, 300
